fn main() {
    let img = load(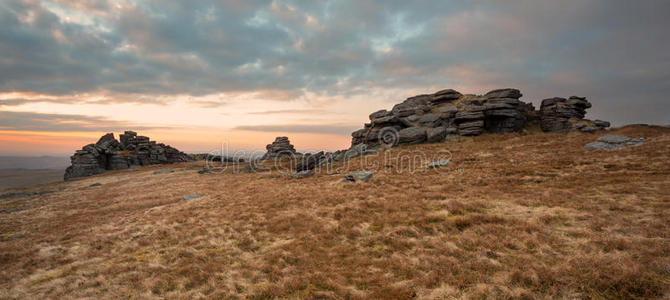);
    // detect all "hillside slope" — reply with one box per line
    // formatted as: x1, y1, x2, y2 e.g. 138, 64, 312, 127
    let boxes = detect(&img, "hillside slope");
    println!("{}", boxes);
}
1, 125, 669, 299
